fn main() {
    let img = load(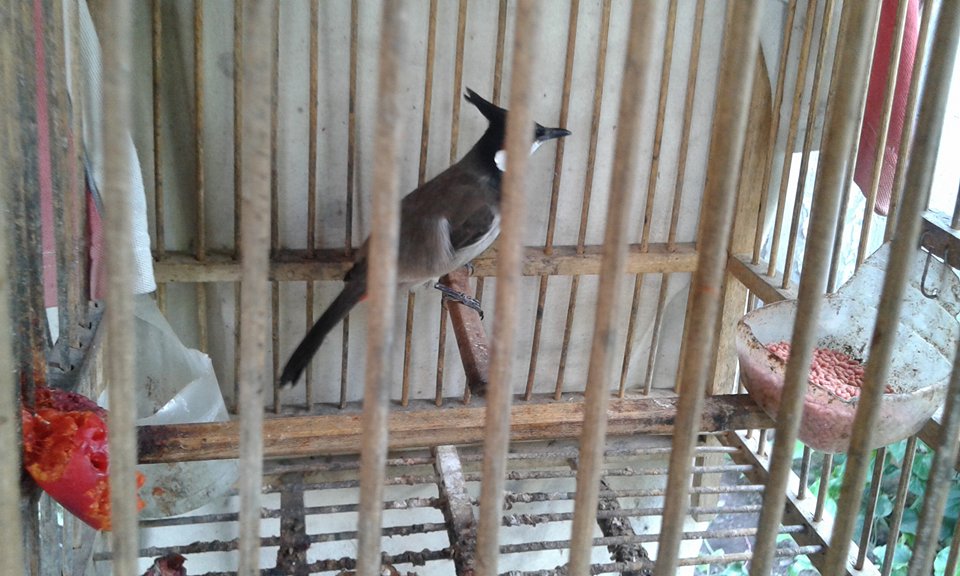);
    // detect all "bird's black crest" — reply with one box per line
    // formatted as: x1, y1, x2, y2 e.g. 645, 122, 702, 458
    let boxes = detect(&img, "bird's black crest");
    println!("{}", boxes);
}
464, 88, 506, 124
